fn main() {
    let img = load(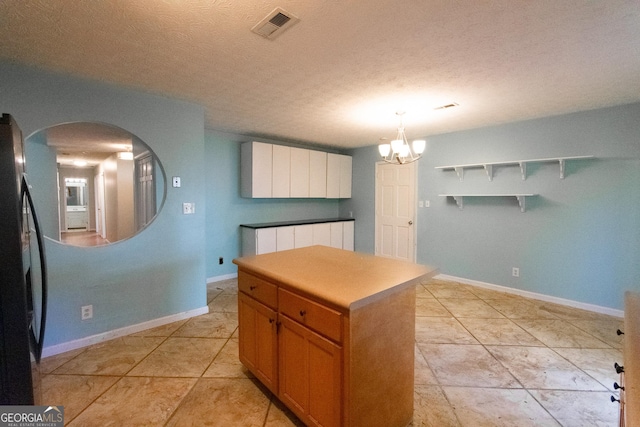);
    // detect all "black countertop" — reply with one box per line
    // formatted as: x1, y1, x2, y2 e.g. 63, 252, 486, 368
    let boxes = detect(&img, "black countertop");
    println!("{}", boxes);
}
240, 217, 354, 229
